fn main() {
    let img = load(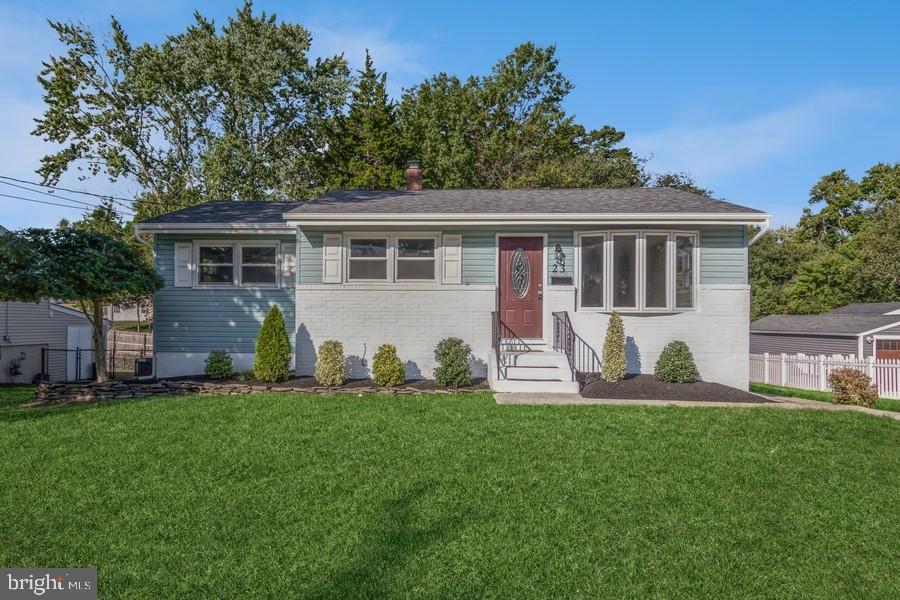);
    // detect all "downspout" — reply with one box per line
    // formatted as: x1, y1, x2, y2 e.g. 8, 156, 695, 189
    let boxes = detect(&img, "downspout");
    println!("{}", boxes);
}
133, 225, 157, 379
748, 217, 771, 246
